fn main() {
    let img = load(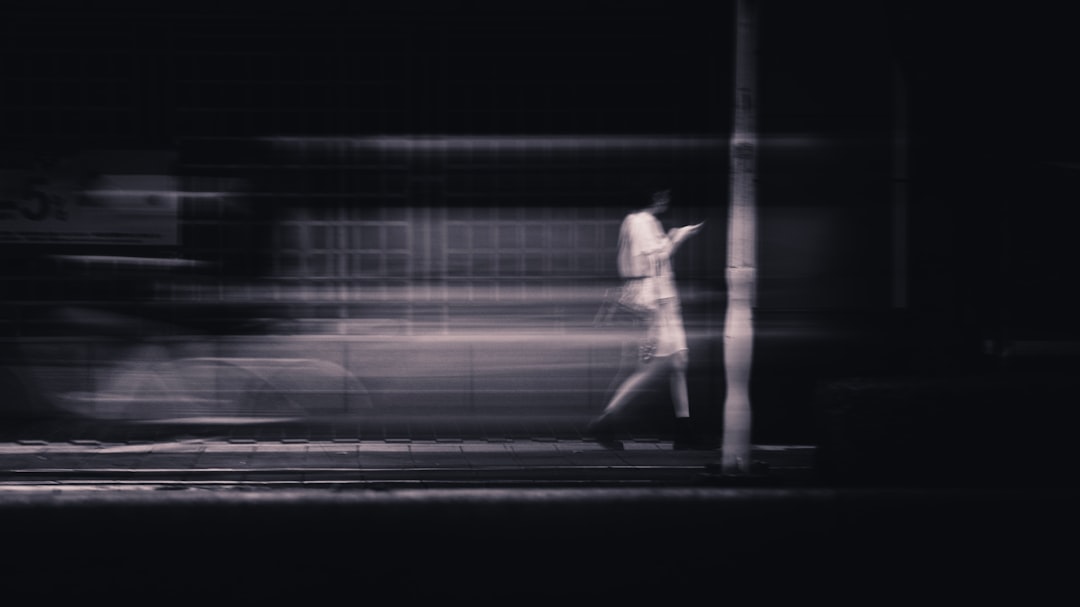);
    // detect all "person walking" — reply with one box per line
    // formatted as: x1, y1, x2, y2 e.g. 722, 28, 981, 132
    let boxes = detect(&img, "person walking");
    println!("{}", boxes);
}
587, 188, 704, 450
